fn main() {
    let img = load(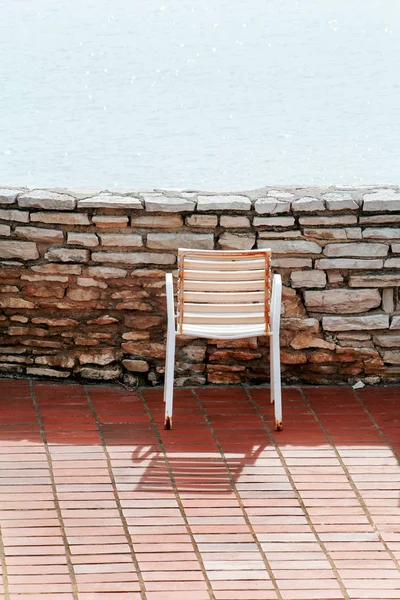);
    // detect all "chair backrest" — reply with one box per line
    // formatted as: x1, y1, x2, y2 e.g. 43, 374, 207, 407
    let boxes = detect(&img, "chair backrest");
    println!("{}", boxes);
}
176, 248, 272, 334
